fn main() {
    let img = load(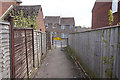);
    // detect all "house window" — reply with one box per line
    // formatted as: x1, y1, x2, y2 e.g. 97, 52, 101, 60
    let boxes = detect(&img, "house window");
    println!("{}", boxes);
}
52, 26, 56, 28
61, 33, 68, 38
45, 24, 48, 28
61, 25, 66, 30
70, 25, 73, 30
51, 32, 53, 34
112, 0, 118, 13
53, 32, 57, 37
